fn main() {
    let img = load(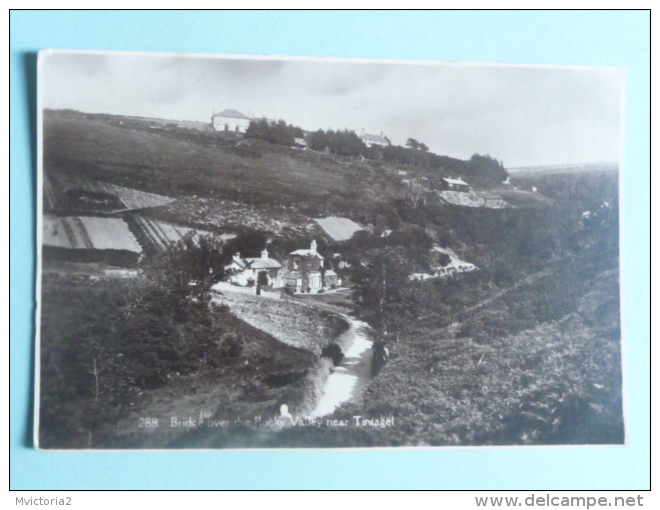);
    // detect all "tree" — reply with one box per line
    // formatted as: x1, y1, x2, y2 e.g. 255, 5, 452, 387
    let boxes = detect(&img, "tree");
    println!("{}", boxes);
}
406, 138, 420, 150
308, 129, 329, 151
352, 248, 419, 339
437, 253, 451, 267
224, 231, 268, 260
245, 117, 300, 146
140, 233, 229, 310
111, 233, 233, 388
352, 249, 421, 375
402, 180, 428, 209
469, 153, 509, 182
